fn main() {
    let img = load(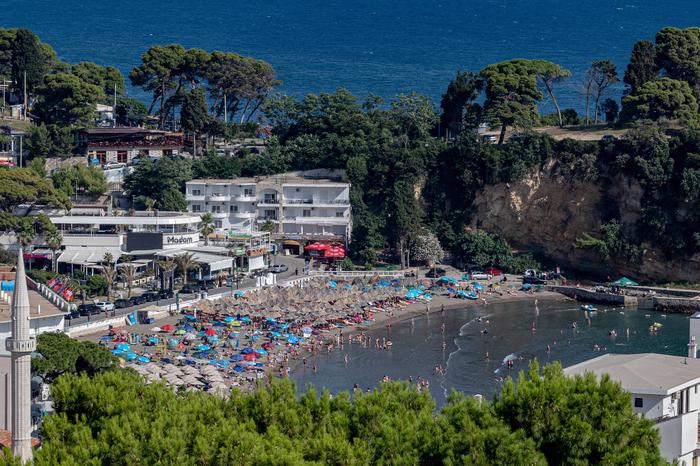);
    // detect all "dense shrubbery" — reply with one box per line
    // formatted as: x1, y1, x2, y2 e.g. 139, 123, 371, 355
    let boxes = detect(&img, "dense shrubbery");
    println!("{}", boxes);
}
0, 361, 664, 465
